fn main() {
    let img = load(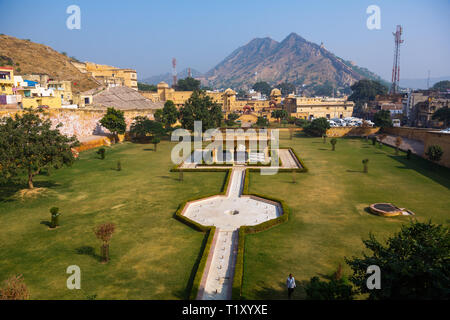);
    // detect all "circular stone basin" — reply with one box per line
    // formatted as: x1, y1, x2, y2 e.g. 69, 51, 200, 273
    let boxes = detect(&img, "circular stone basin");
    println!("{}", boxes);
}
369, 203, 414, 217
224, 209, 239, 215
